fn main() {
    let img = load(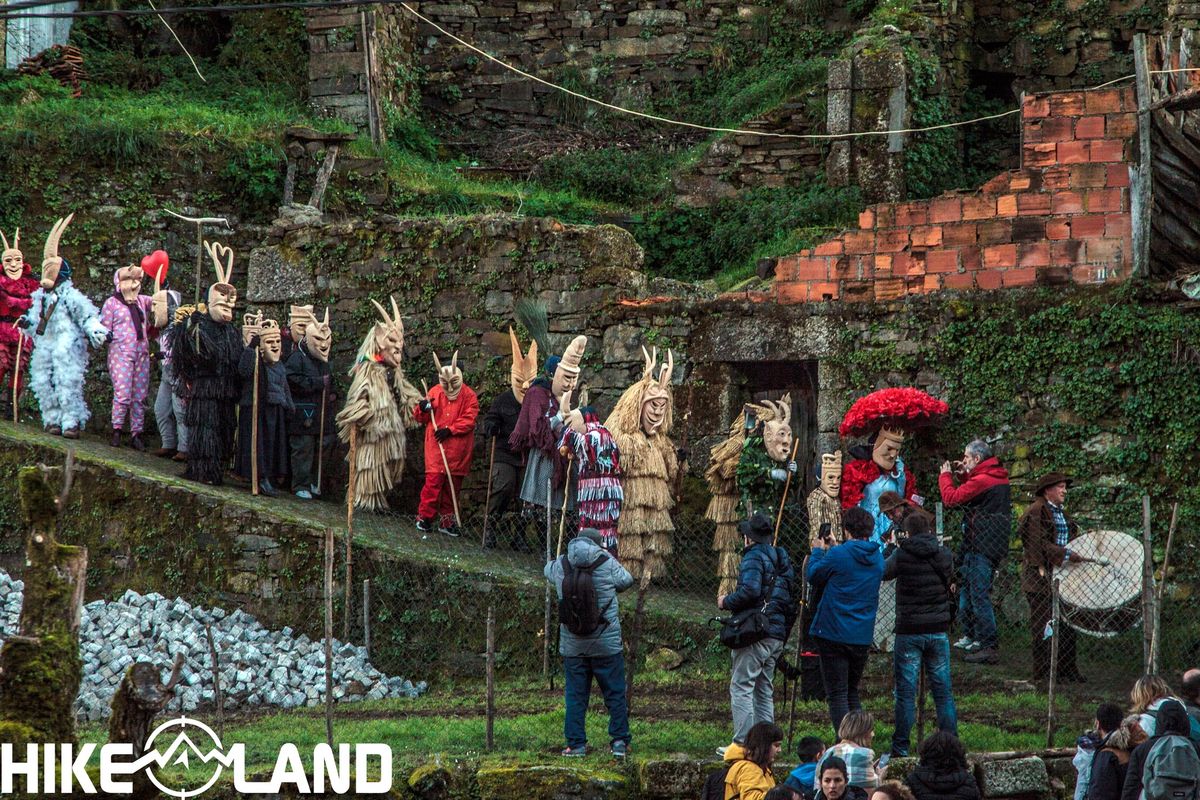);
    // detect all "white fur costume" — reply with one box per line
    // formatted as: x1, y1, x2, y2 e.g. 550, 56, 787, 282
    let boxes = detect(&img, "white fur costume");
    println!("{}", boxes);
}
22, 277, 107, 431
